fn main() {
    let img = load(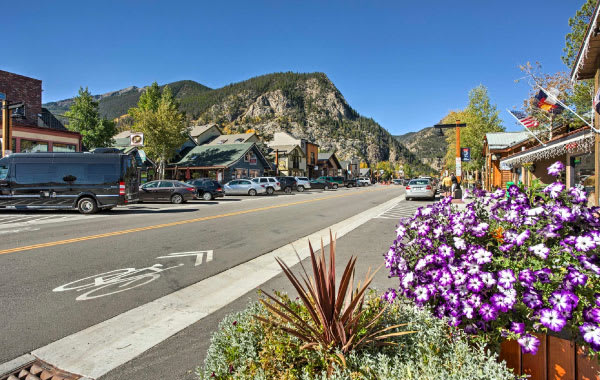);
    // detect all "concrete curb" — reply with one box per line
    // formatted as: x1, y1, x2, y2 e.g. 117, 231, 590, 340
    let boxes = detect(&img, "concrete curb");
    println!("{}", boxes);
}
0, 354, 35, 377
